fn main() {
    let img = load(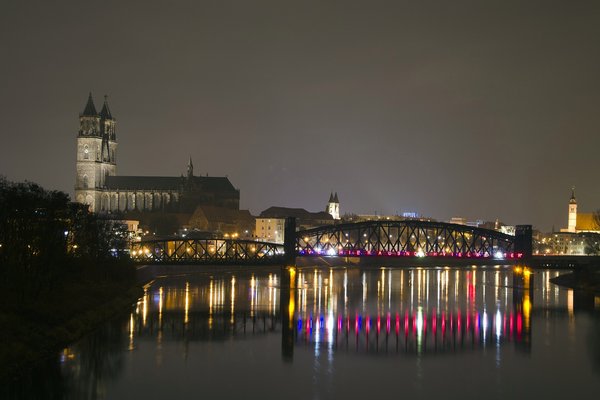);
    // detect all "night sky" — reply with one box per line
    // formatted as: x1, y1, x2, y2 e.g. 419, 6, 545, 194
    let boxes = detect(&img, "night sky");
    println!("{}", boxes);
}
1, 0, 599, 231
